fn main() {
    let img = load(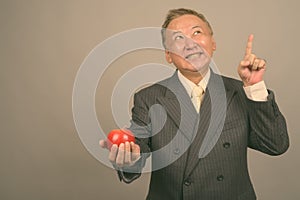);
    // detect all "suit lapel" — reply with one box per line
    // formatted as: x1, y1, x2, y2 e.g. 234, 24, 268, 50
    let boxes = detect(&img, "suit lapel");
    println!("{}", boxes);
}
184, 72, 237, 177
153, 70, 238, 177
157, 71, 199, 143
